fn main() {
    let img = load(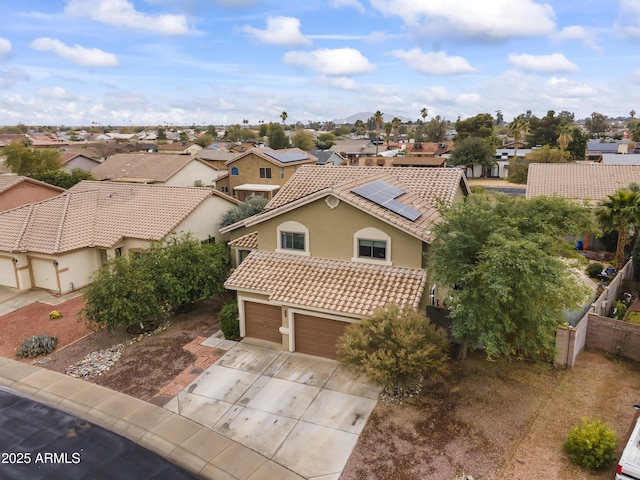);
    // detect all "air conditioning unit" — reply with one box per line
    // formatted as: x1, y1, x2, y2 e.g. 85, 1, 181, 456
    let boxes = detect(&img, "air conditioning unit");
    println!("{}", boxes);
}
194, 180, 203, 187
